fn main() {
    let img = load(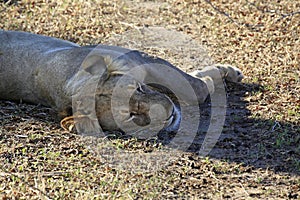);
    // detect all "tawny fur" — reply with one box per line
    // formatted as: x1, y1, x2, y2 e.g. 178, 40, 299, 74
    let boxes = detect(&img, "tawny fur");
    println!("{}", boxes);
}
0, 30, 243, 133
